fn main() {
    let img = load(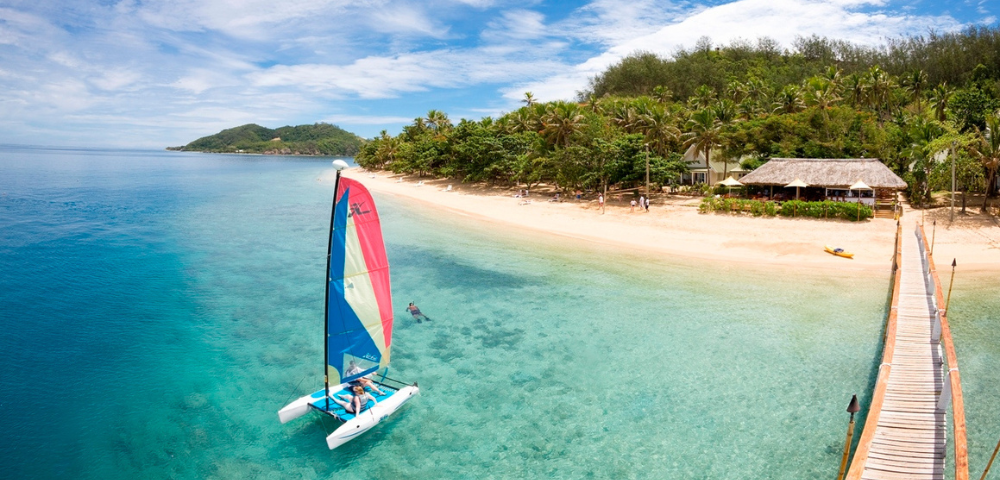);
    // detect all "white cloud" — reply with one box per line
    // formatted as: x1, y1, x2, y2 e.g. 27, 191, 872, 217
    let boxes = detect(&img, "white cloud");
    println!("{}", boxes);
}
249, 48, 567, 99
562, 0, 679, 46
367, 4, 451, 38
483, 10, 547, 41
89, 69, 143, 91
321, 114, 414, 125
